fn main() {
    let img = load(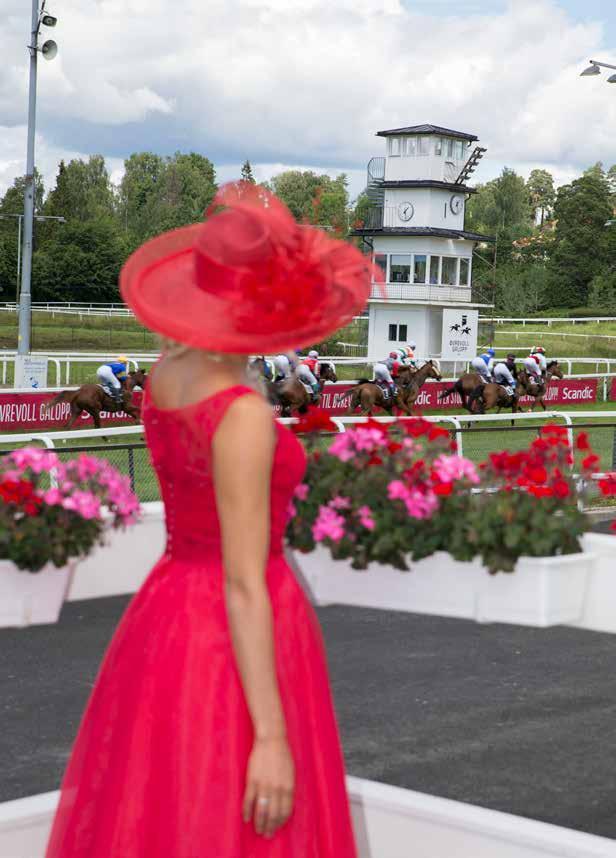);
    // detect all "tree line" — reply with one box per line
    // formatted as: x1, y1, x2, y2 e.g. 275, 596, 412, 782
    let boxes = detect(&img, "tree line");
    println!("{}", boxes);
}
0, 153, 615, 313
0, 155, 349, 303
